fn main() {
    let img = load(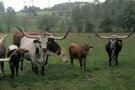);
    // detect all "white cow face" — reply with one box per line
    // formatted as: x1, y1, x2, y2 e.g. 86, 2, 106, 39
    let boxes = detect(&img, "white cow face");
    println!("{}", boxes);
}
33, 40, 41, 54
57, 48, 68, 62
38, 35, 48, 52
